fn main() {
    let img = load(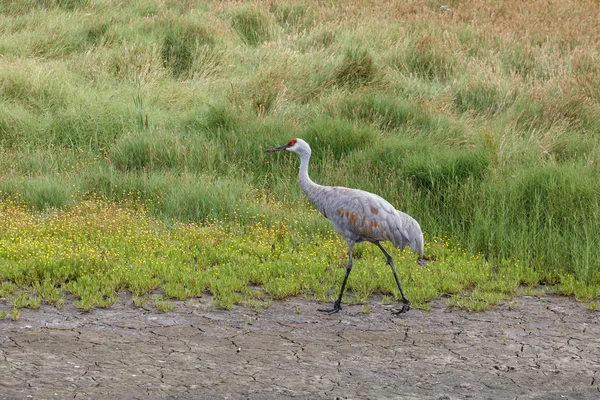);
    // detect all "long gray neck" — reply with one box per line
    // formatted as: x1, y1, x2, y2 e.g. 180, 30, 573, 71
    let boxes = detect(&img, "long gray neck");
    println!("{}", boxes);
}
298, 152, 321, 203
